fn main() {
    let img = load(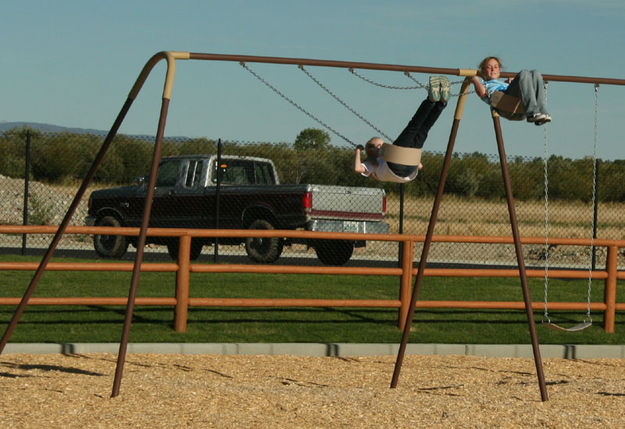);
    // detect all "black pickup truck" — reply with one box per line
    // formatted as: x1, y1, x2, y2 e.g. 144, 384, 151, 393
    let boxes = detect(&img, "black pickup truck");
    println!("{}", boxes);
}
86, 154, 388, 265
